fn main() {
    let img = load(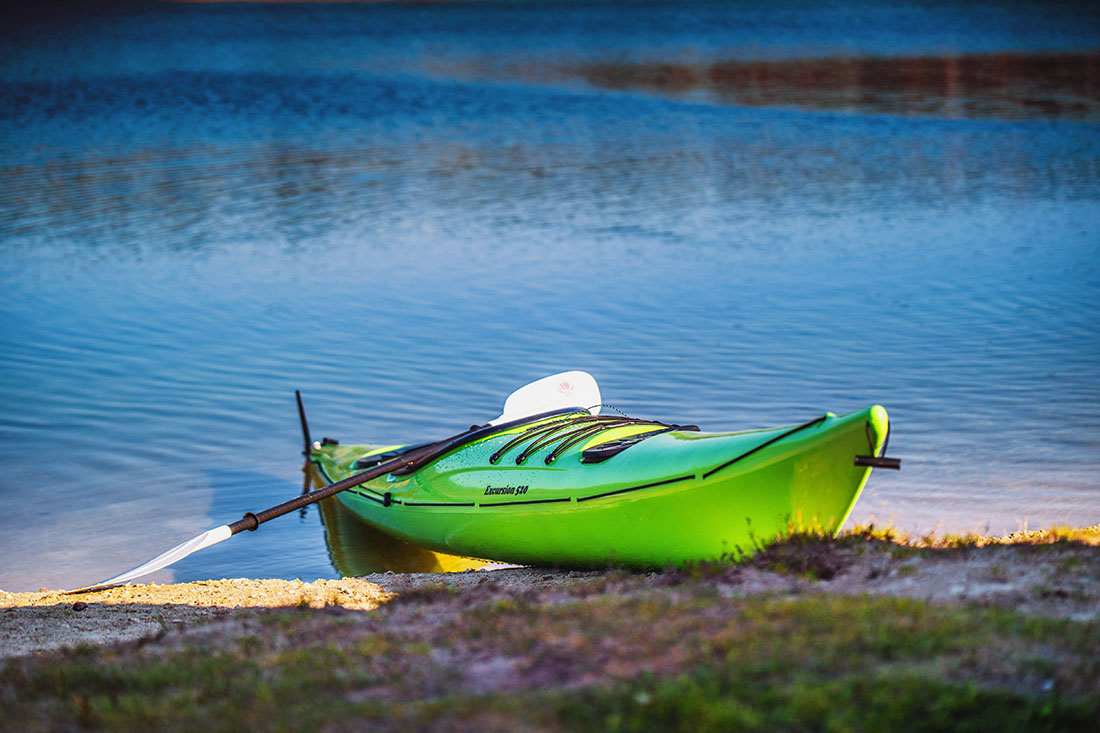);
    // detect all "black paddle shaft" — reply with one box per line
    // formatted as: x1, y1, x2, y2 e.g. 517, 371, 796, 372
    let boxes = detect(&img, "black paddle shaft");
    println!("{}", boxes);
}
227, 441, 438, 535
227, 406, 580, 536
295, 390, 312, 455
